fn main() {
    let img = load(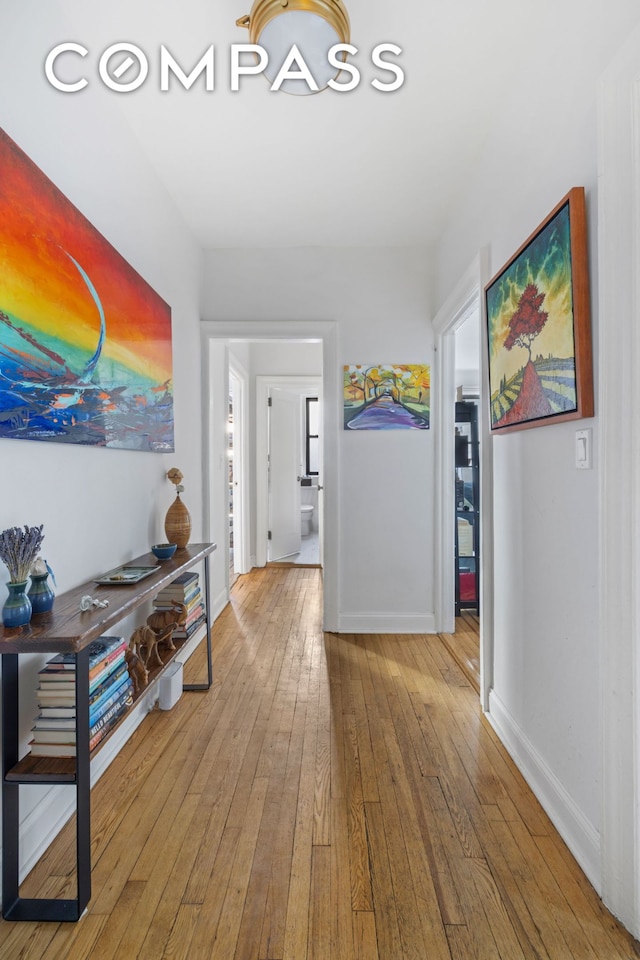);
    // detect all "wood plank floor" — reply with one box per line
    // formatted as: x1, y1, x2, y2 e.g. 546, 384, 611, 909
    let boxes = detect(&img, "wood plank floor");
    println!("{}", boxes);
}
1, 567, 639, 959
440, 611, 481, 694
